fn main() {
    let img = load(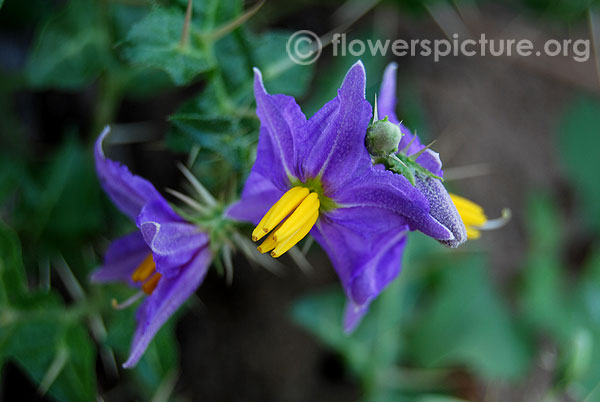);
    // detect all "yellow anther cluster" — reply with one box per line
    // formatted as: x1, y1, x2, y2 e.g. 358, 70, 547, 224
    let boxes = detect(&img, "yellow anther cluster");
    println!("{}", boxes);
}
253, 187, 320, 258
131, 254, 162, 294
